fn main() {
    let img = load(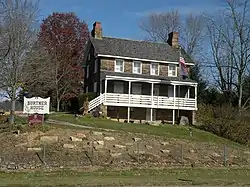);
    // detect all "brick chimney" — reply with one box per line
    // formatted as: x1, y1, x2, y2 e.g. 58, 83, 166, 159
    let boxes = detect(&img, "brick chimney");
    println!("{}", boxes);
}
91, 21, 102, 39
167, 32, 179, 48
